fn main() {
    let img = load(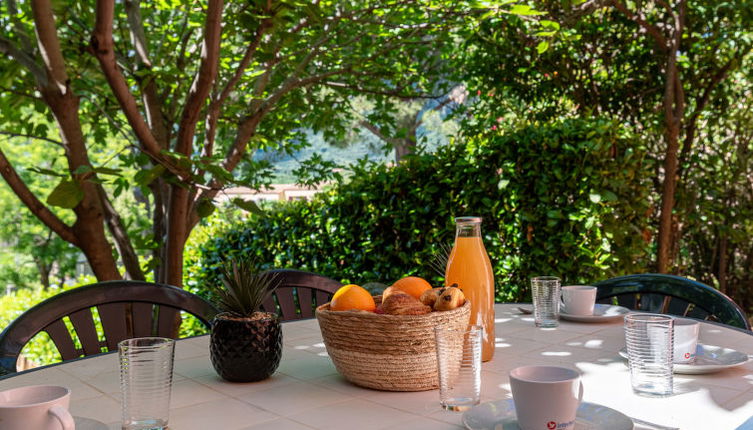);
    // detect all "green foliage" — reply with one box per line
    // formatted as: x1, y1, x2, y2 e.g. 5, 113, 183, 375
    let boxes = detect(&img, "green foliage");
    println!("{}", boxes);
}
187, 118, 651, 302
